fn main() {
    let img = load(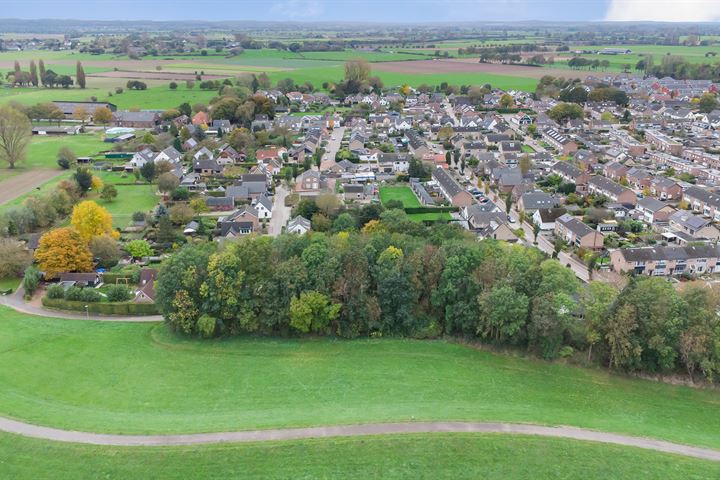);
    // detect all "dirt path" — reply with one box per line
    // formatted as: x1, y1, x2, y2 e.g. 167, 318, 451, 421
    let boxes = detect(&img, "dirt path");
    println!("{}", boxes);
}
0, 169, 61, 205
0, 418, 717, 460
